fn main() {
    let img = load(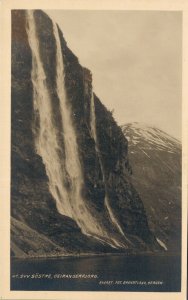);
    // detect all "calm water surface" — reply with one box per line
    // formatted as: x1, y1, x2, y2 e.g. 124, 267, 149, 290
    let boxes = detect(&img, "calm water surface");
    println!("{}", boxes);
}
11, 254, 181, 291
